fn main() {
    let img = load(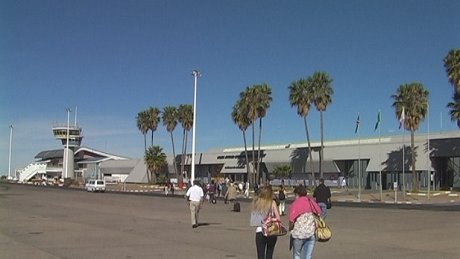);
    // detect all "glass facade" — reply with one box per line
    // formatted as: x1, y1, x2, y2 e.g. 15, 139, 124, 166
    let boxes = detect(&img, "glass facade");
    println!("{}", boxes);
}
448, 157, 460, 188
